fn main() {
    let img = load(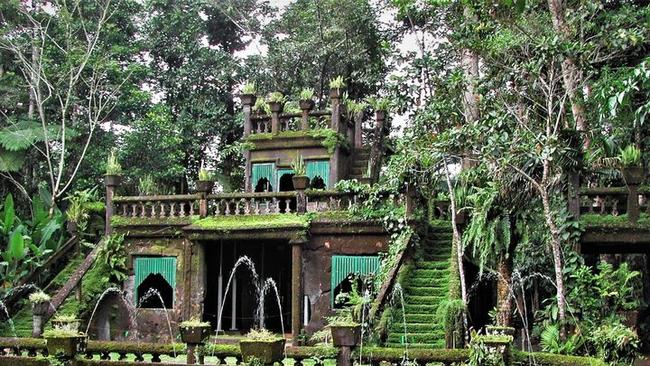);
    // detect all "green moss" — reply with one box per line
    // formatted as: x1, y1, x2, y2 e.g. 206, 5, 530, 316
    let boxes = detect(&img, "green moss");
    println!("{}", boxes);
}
191, 214, 310, 231
358, 347, 469, 362
83, 201, 105, 213
512, 351, 607, 366
111, 215, 199, 227
246, 128, 348, 154
286, 346, 338, 358
580, 213, 650, 228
